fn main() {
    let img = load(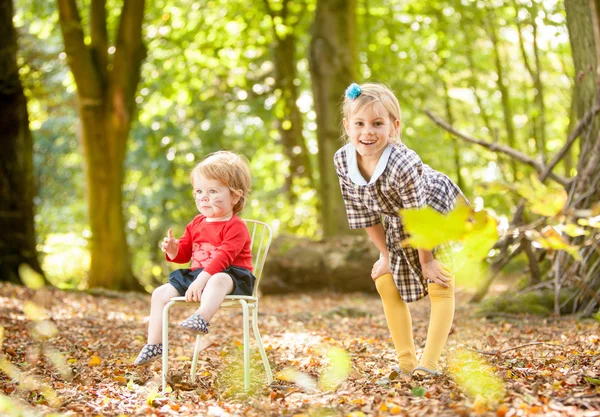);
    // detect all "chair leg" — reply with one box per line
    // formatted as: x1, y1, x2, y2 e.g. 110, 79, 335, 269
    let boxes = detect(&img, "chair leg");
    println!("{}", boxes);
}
190, 335, 202, 379
162, 300, 176, 392
239, 300, 250, 391
252, 306, 273, 384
